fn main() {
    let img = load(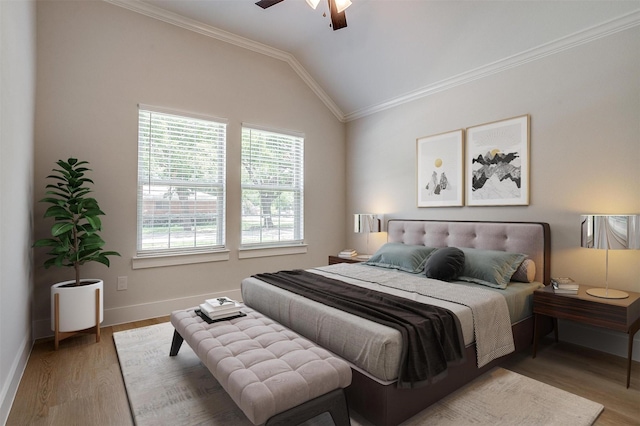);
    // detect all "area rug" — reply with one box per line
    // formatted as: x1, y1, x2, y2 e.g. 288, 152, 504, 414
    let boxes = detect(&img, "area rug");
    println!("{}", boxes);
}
114, 322, 604, 426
